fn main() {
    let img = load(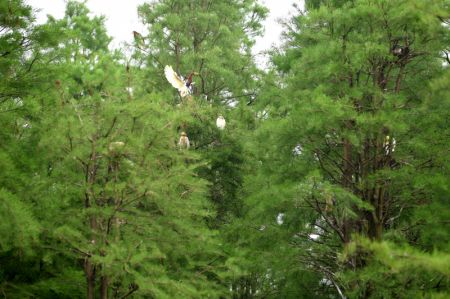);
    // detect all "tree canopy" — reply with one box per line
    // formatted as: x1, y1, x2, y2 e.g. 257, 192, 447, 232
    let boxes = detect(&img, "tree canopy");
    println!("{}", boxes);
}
0, 0, 449, 298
